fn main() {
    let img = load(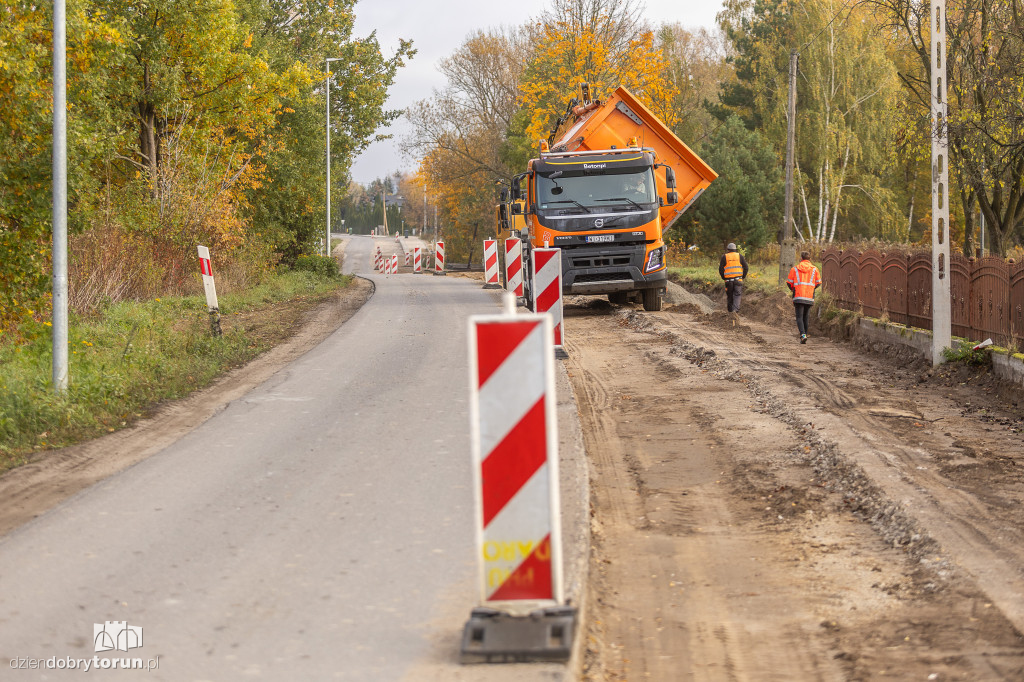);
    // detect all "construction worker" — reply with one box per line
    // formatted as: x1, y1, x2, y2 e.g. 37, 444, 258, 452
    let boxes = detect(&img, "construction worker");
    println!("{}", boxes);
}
718, 243, 748, 313
787, 251, 822, 343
